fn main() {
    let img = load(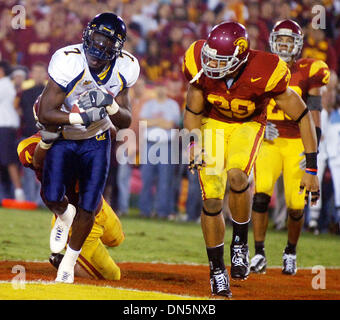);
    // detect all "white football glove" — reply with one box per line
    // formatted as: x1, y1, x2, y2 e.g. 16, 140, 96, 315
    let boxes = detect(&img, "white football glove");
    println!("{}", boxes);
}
264, 122, 279, 141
